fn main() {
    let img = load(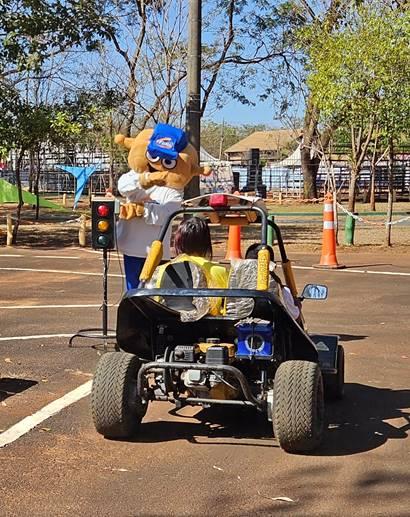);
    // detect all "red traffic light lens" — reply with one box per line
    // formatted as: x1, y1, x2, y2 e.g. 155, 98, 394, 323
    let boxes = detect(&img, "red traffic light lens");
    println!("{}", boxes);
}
97, 204, 110, 217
